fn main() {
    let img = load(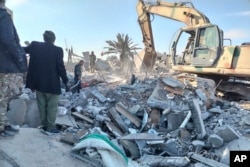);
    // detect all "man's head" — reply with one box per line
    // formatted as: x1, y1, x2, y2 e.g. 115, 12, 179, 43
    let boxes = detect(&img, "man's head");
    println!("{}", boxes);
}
43, 30, 56, 43
79, 60, 84, 65
0, 0, 5, 4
